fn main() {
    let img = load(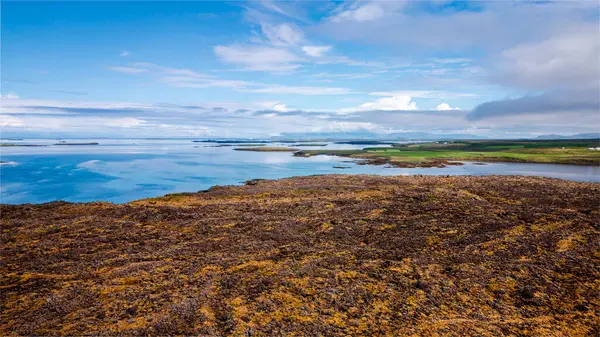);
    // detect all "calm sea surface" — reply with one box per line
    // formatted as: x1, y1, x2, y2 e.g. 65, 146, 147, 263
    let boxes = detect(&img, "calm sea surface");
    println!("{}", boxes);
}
1, 139, 599, 204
